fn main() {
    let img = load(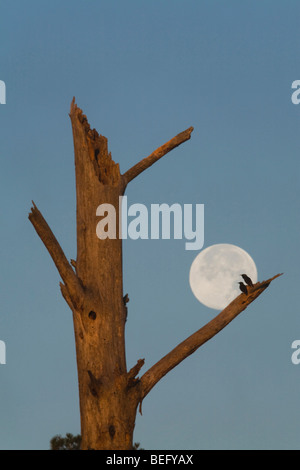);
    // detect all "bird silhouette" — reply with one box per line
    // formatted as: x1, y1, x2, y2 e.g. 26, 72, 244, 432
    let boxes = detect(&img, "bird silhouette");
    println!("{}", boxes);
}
238, 282, 248, 295
241, 274, 253, 287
